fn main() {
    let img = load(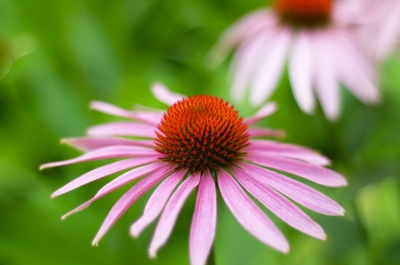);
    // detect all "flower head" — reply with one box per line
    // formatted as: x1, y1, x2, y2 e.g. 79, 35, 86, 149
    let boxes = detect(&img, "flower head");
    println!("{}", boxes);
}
41, 83, 346, 265
211, 0, 380, 120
